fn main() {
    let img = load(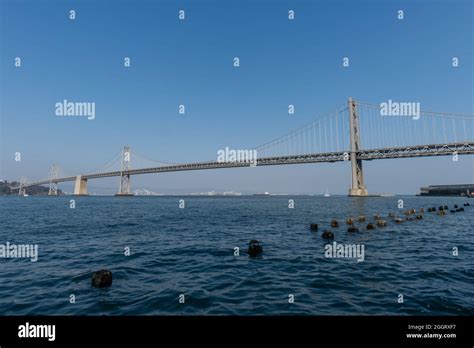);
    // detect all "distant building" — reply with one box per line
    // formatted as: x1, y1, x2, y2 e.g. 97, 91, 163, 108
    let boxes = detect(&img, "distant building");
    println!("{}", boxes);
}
419, 184, 474, 197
